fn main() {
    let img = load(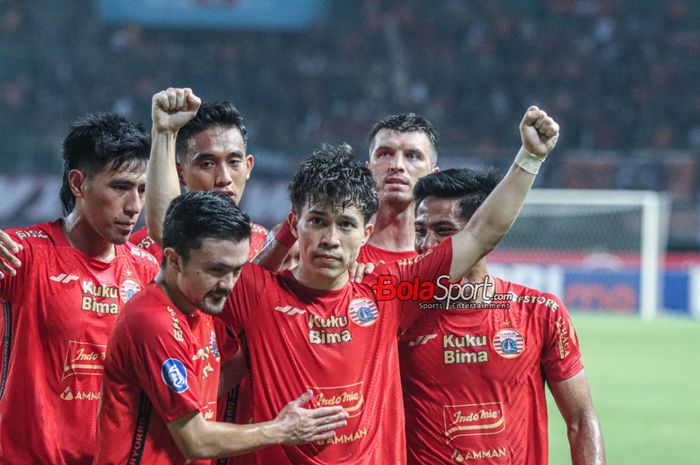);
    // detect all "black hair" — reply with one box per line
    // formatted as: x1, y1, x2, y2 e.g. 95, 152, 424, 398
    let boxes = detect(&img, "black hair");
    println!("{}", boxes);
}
175, 101, 248, 162
289, 143, 378, 224
413, 168, 500, 220
162, 191, 251, 262
367, 113, 438, 160
60, 113, 150, 214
